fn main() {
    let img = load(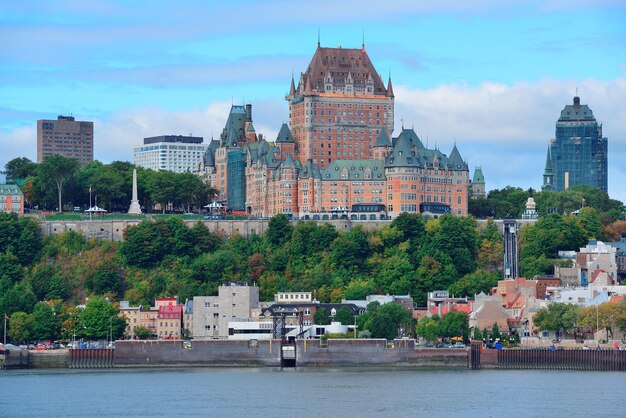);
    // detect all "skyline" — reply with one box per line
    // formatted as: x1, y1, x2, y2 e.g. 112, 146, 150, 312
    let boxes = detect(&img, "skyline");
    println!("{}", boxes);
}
1, 1, 625, 202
